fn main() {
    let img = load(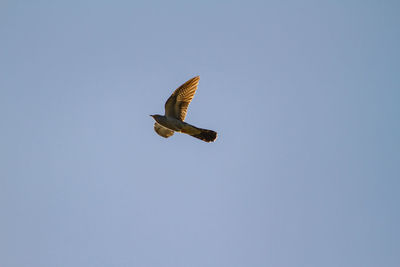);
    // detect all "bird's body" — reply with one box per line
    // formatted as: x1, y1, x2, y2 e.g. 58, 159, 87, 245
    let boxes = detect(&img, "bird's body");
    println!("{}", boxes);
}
150, 76, 217, 142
